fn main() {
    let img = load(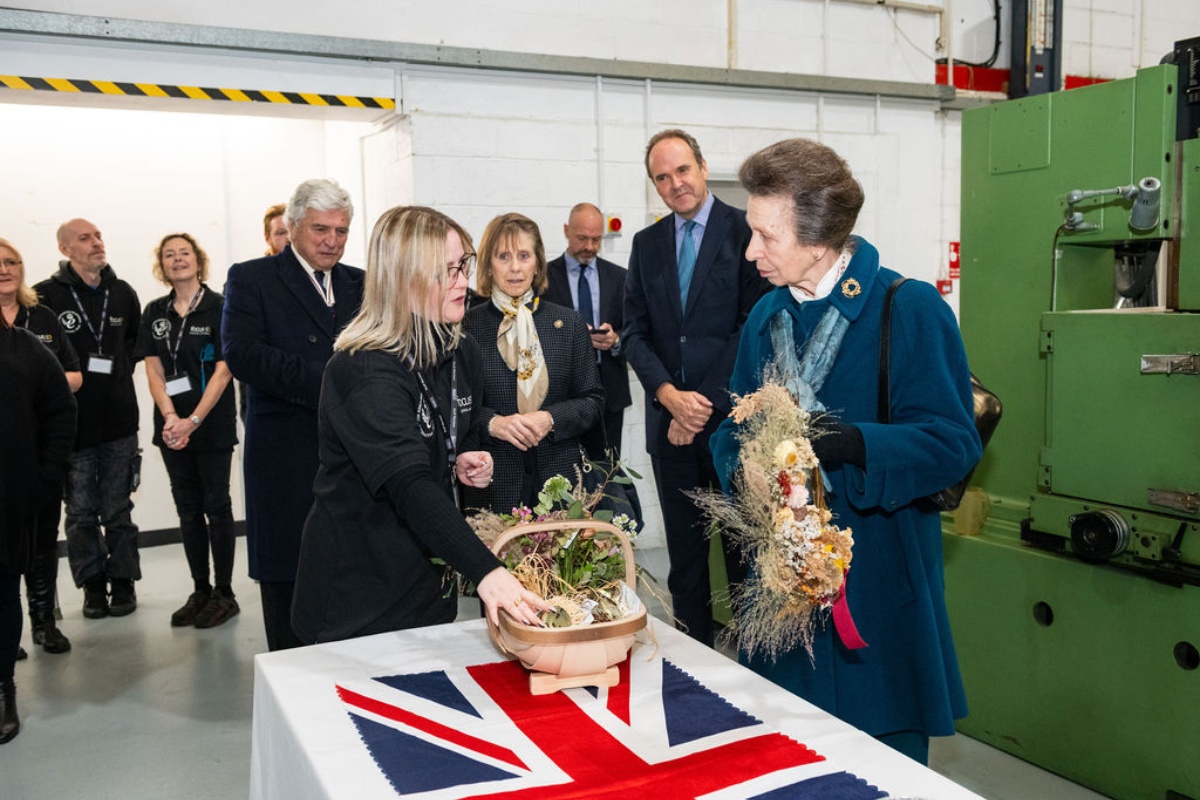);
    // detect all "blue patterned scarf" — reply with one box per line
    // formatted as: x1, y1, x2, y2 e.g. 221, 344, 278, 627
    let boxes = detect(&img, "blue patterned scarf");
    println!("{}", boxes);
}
769, 303, 849, 414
